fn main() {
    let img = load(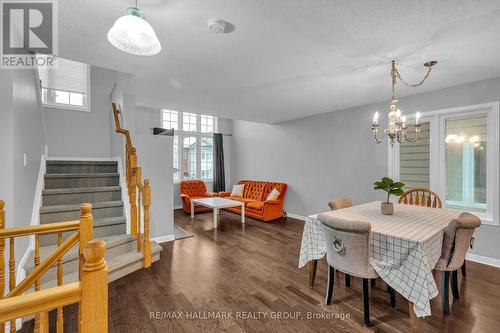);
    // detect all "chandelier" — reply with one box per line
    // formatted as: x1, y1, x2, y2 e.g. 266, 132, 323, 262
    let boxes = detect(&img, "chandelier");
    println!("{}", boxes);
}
371, 60, 437, 145
107, 1, 161, 56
